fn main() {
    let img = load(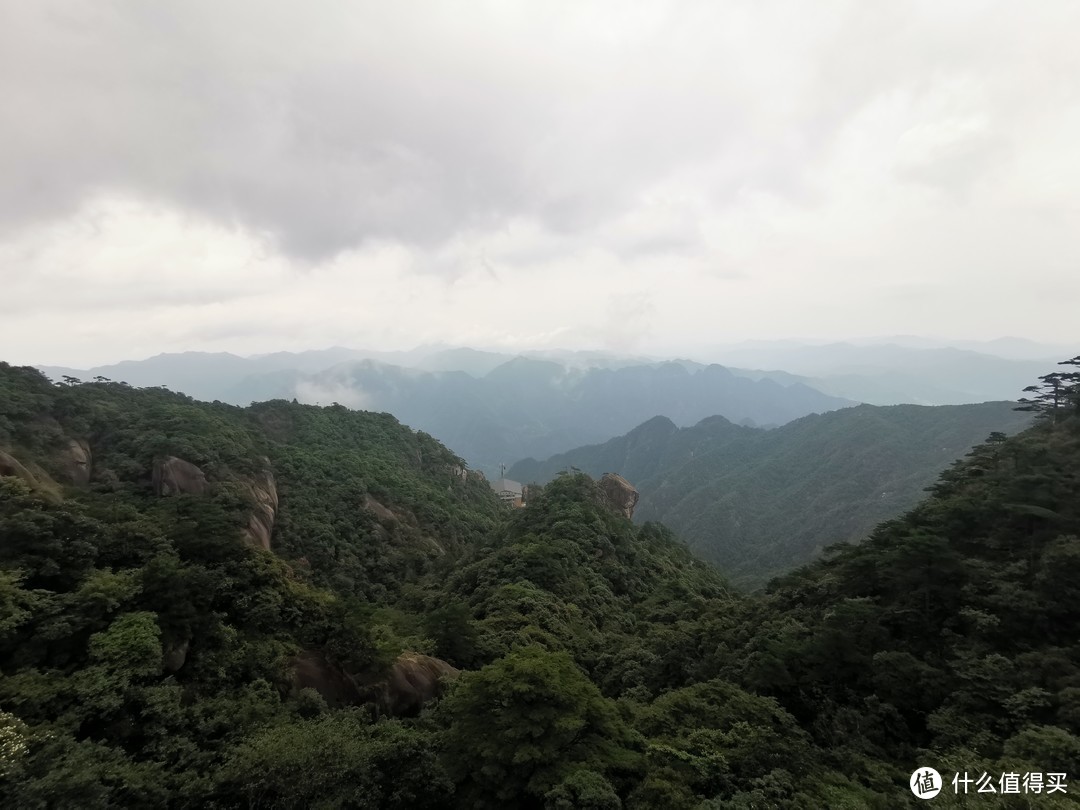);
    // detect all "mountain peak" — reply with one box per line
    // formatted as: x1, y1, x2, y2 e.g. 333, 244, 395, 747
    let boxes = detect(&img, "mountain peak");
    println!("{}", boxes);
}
628, 415, 679, 436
